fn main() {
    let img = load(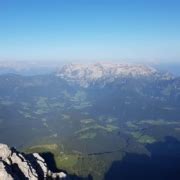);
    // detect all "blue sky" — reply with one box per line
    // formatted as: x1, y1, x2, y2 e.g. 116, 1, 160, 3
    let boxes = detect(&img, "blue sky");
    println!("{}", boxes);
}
0, 0, 180, 63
